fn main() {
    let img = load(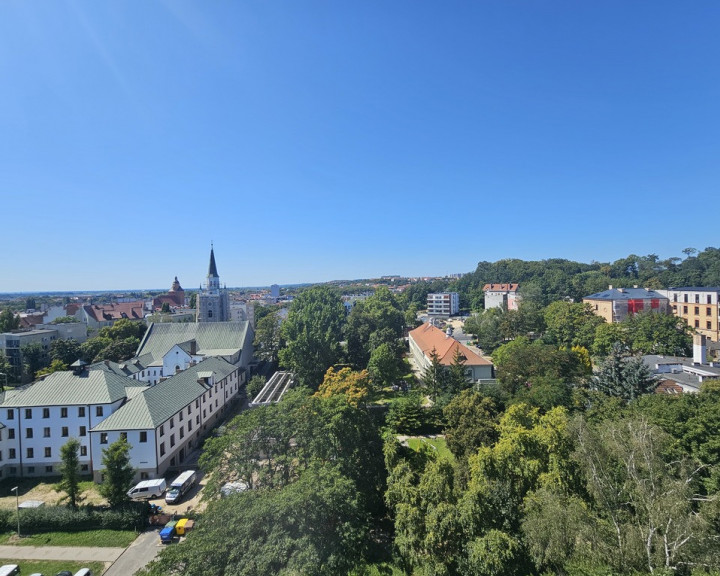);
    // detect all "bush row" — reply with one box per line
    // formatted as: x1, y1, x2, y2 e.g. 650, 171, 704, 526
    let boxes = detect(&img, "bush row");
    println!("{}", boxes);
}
0, 502, 147, 534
